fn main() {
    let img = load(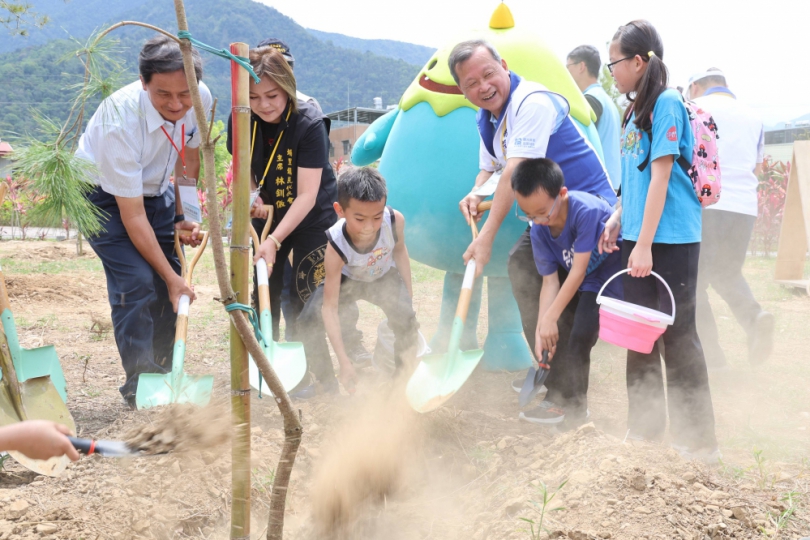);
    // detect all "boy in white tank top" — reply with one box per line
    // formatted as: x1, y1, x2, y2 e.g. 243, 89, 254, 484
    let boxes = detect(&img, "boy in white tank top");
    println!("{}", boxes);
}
298, 167, 418, 392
